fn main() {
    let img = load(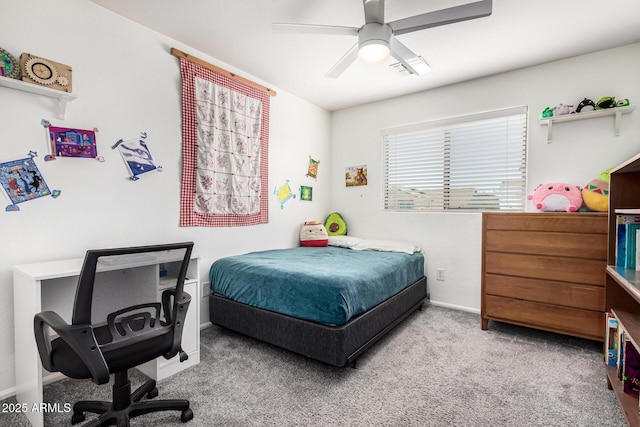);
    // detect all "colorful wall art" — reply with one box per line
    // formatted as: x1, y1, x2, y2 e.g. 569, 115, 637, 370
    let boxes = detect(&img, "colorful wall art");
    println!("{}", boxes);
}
42, 119, 102, 161
274, 179, 295, 208
306, 155, 320, 180
300, 185, 312, 201
0, 152, 60, 211
345, 165, 368, 187
112, 132, 162, 181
